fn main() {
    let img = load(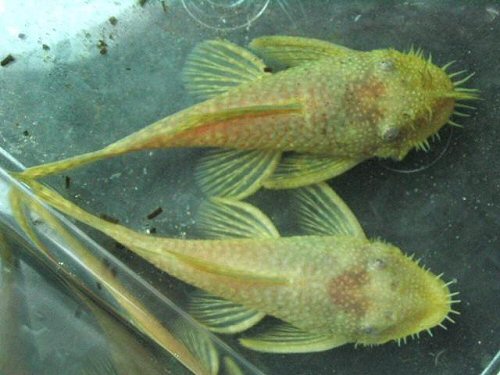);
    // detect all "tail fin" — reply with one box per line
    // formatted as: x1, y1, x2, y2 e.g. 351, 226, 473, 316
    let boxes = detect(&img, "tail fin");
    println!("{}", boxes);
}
17, 148, 111, 179
24, 178, 138, 245
16, 114, 179, 179
17, 102, 302, 180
